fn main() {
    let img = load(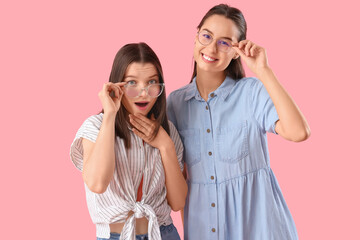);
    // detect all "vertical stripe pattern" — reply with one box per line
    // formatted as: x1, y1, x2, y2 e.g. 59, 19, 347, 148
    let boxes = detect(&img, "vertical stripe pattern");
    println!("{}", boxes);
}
70, 113, 184, 239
